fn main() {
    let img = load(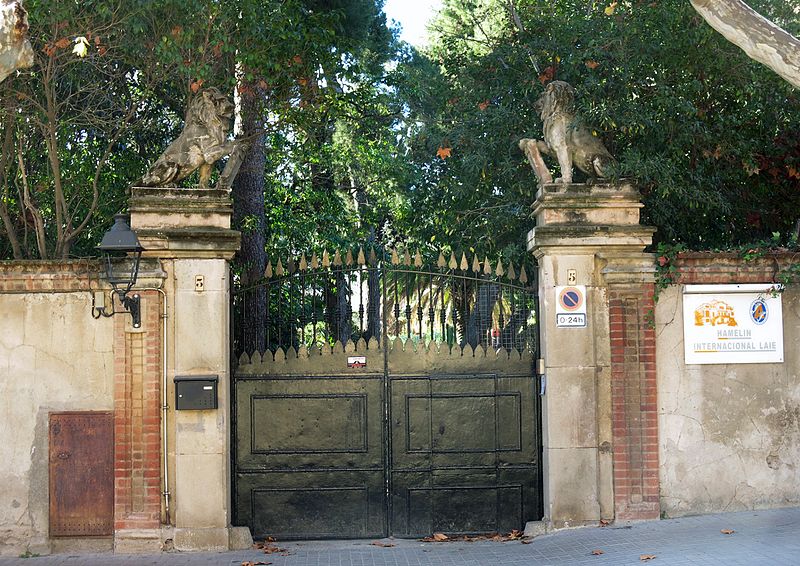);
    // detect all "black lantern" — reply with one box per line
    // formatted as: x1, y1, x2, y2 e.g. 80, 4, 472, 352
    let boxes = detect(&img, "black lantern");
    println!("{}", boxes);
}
93, 214, 144, 328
